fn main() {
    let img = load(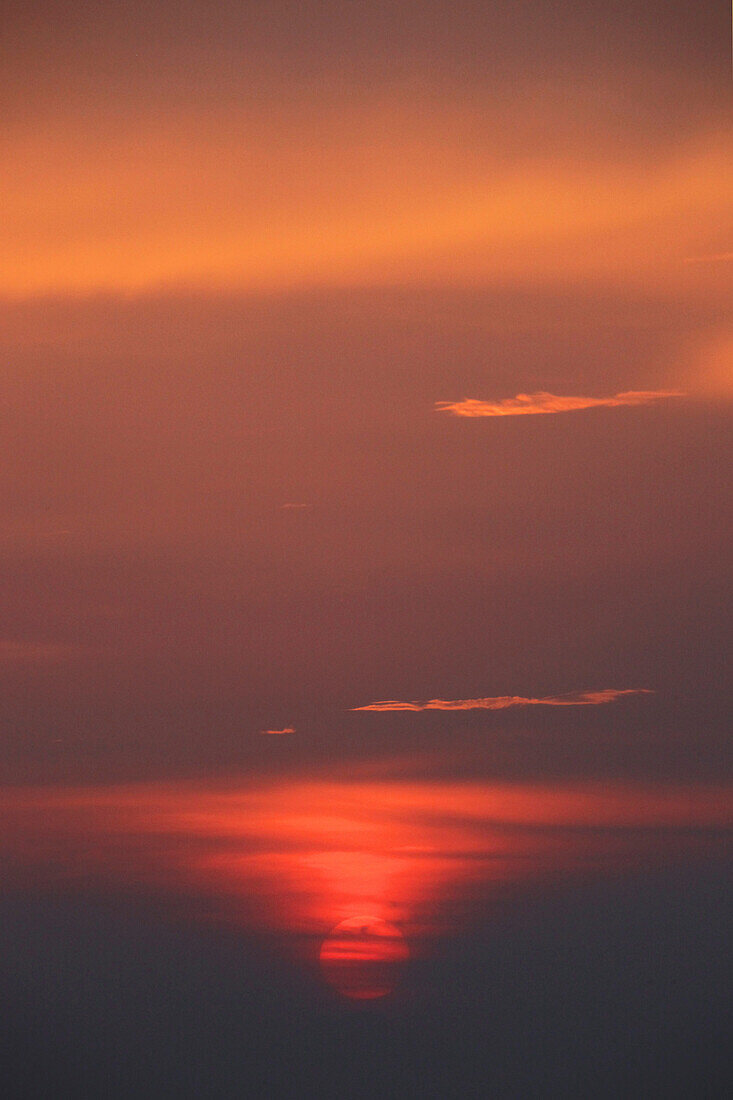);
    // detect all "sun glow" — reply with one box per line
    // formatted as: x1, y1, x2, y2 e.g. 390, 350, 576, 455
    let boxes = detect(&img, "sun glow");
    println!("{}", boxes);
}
320, 916, 410, 1000
2, 776, 729, 981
